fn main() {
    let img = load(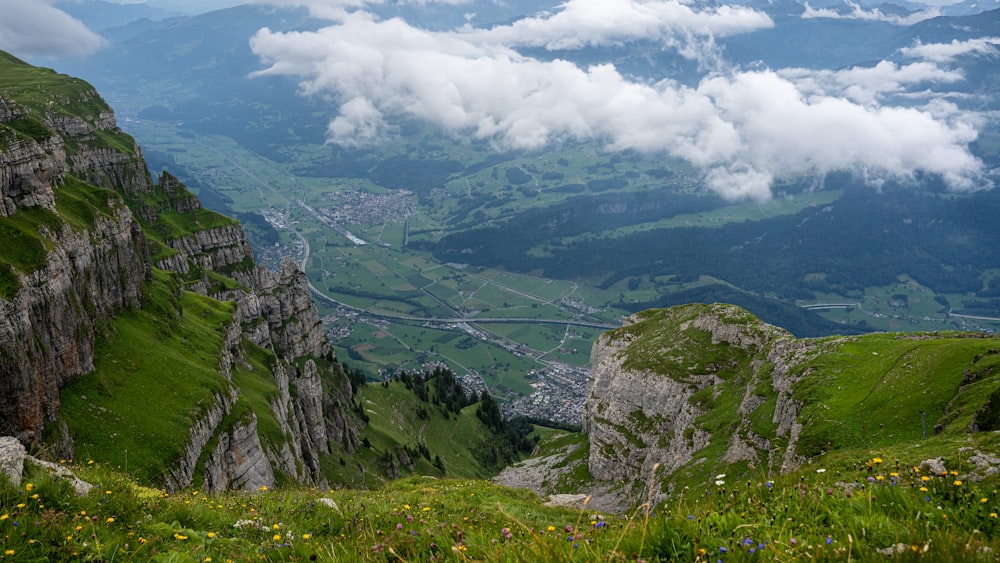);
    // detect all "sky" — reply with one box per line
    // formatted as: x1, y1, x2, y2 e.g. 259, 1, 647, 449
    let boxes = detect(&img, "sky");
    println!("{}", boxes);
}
1, 0, 997, 200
